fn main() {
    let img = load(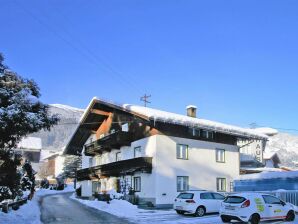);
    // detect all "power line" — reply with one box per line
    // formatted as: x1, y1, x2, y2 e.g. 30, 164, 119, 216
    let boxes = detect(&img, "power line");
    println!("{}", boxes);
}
13, 0, 144, 95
